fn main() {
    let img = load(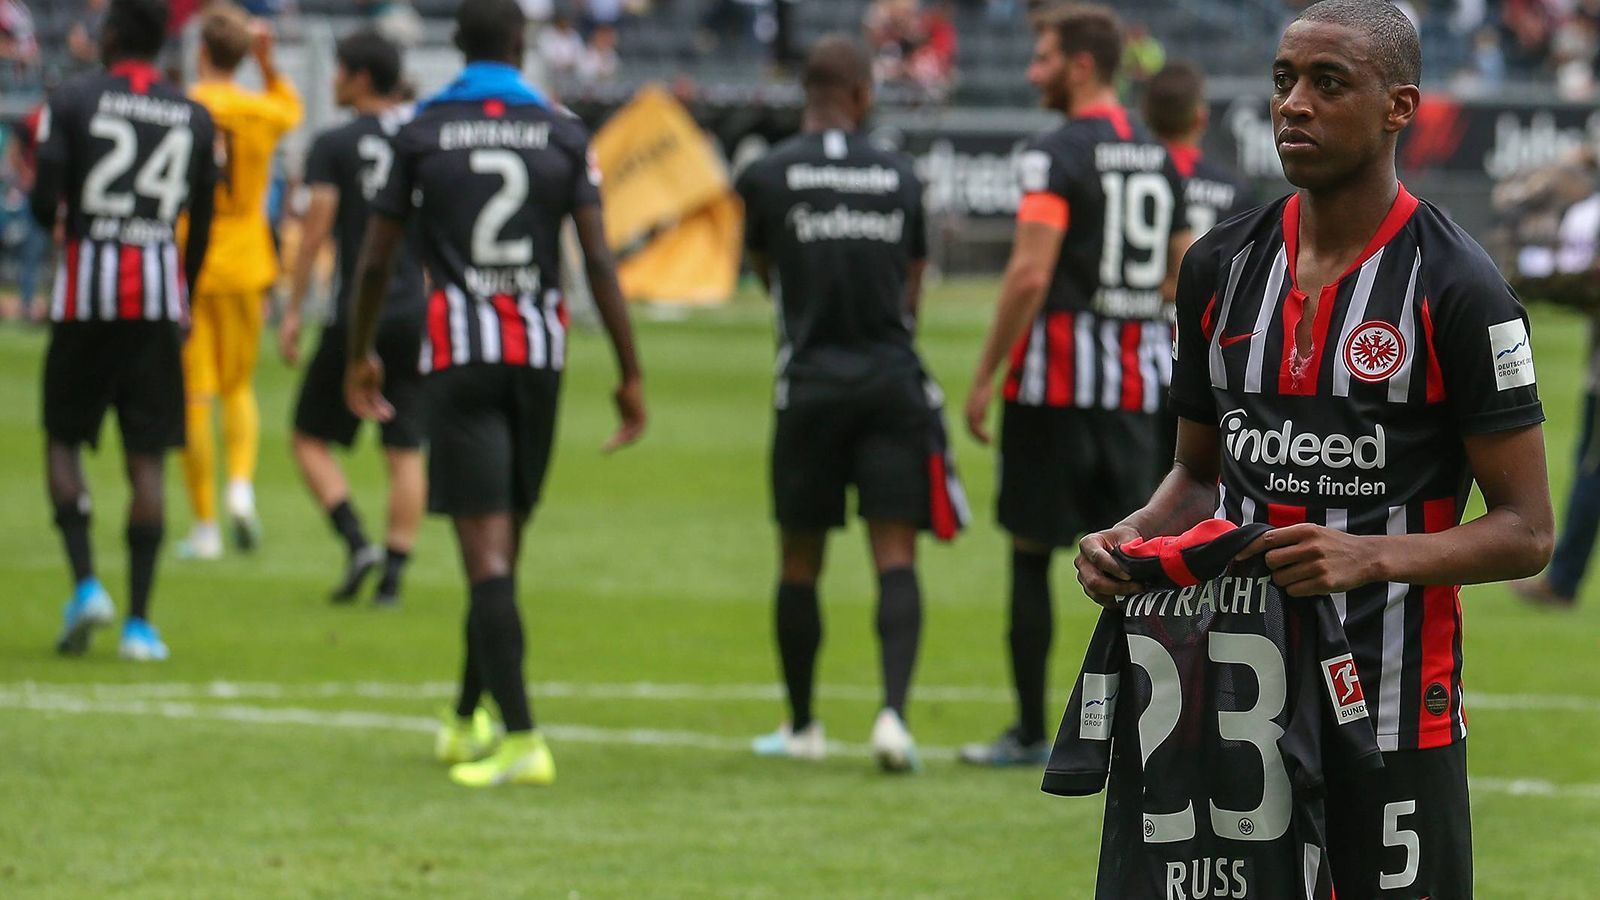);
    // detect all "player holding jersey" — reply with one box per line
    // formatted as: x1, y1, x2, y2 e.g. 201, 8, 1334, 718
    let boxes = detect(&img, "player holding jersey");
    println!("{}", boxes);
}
34, 0, 217, 660
961, 3, 1192, 767
178, 3, 302, 559
280, 29, 424, 607
346, 0, 646, 788
1077, 1, 1554, 895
